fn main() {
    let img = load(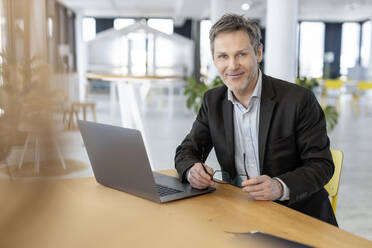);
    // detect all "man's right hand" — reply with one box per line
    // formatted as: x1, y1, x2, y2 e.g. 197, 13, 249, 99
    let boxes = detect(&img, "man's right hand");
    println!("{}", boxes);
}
188, 163, 215, 189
